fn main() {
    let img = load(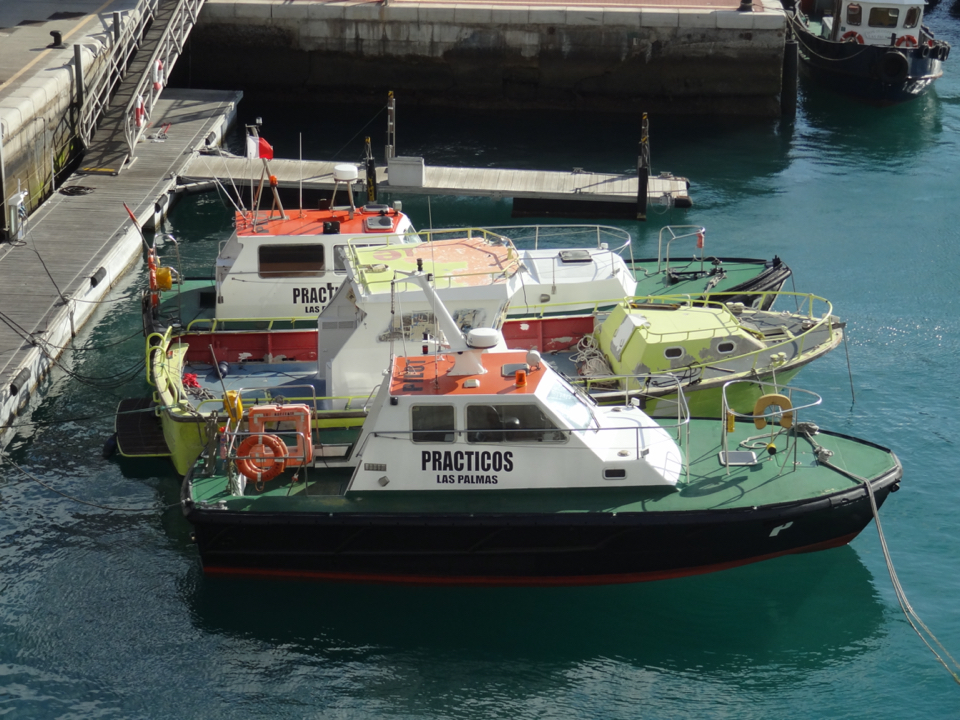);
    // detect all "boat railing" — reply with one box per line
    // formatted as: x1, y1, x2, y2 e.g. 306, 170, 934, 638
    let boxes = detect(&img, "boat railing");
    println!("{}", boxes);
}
192, 392, 373, 419
657, 225, 708, 274
719, 380, 823, 473
183, 316, 318, 333
478, 224, 635, 262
